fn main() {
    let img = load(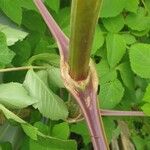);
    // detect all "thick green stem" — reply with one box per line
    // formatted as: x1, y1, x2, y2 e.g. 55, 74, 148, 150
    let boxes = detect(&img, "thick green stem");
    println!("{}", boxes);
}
69, 0, 102, 80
